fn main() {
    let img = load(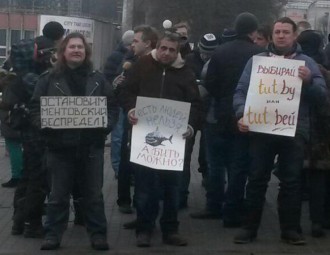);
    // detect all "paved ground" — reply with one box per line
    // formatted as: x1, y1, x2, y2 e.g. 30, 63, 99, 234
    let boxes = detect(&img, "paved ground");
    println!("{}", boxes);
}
0, 134, 330, 254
